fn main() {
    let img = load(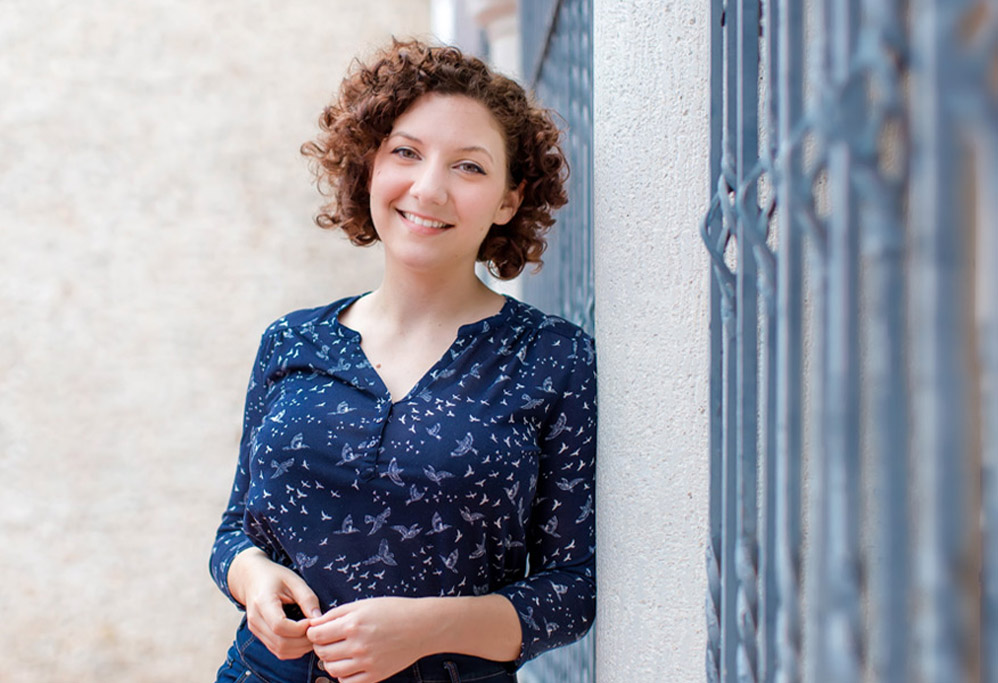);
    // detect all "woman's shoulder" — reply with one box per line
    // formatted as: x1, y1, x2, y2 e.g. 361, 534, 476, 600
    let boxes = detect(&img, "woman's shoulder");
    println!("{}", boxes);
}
500, 297, 596, 374
503, 296, 593, 345
259, 295, 361, 339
